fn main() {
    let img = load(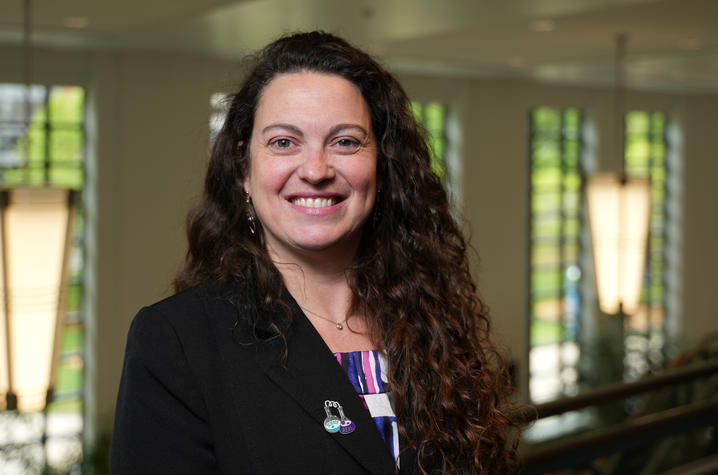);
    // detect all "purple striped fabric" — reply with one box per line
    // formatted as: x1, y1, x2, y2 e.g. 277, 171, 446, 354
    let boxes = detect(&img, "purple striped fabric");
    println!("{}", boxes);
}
335, 350, 400, 464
